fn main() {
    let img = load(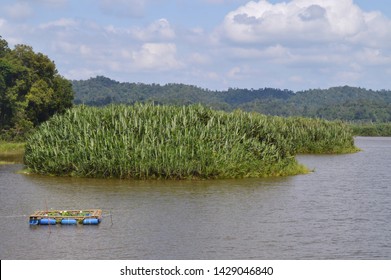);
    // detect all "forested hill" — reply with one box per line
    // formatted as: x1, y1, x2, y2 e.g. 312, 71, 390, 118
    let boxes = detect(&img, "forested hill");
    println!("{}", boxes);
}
72, 76, 391, 122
